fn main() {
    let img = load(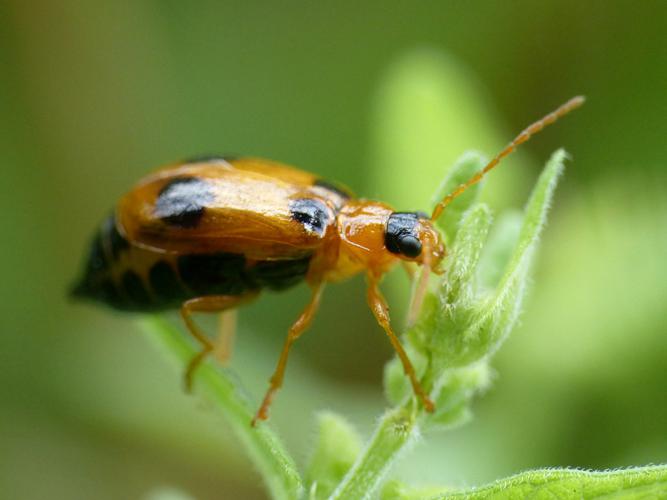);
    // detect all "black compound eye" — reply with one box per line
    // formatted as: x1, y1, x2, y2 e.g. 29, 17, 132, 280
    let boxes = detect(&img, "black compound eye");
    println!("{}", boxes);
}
385, 211, 424, 258
398, 235, 422, 258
